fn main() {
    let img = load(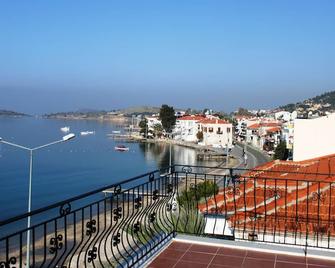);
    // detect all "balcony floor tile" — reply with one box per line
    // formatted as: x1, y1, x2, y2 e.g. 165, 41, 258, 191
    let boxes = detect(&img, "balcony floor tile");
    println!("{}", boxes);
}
146, 241, 335, 268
